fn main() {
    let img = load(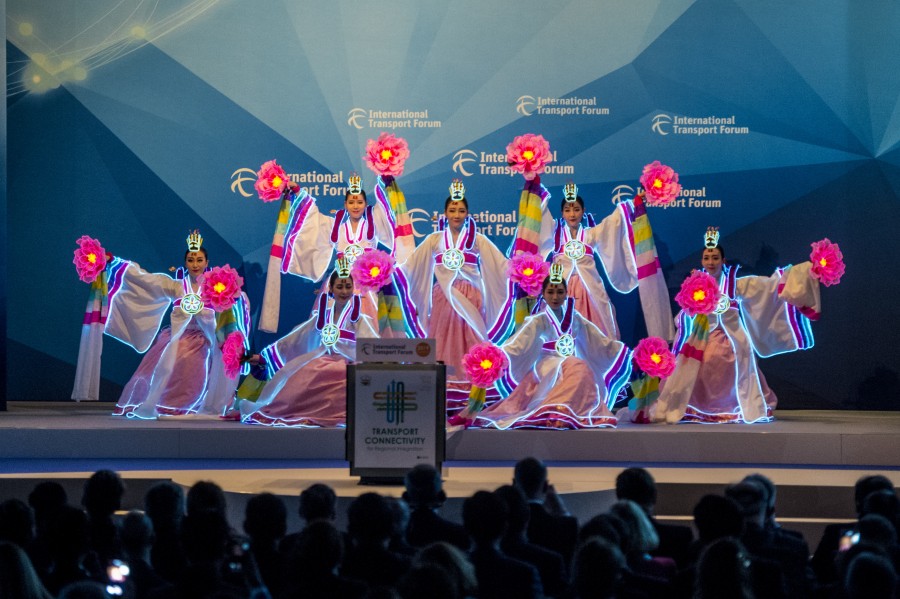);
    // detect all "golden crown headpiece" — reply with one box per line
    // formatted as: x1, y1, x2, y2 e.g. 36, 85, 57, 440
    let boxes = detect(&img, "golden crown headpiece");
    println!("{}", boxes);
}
548, 263, 565, 285
335, 257, 352, 278
348, 174, 362, 195
186, 229, 204, 252
563, 182, 578, 203
704, 226, 720, 249
449, 179, 466, 202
